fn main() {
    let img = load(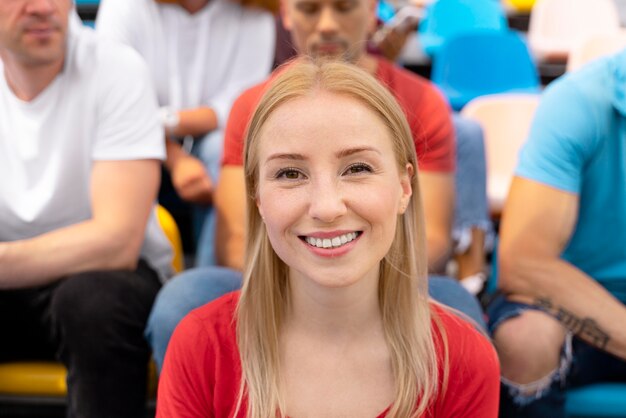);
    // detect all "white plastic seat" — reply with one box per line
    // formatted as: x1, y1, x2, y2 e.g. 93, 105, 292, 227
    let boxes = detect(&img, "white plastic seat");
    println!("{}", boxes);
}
567, 30, 626, 72
528, 0, 620, 62
460, 93, 540, 217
